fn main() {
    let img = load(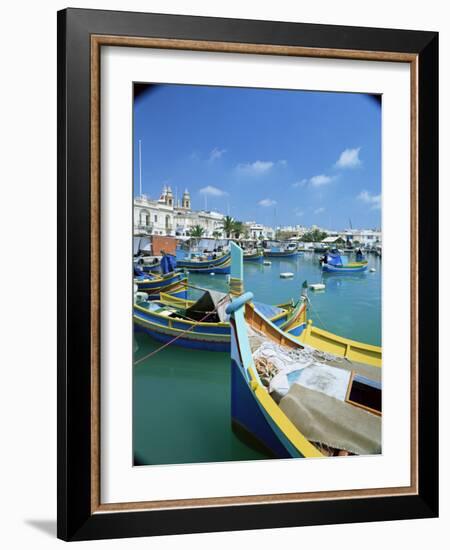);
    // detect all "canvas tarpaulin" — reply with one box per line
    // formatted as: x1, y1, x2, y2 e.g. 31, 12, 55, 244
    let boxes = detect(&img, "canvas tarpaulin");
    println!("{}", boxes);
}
184, 290, 228, 322
280, 383, 381, 455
